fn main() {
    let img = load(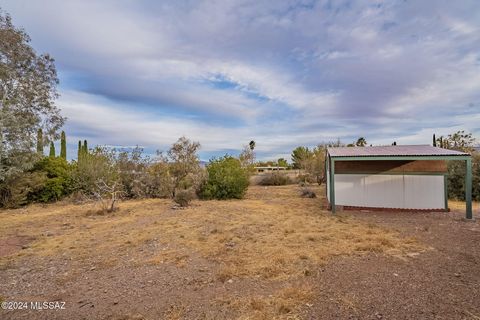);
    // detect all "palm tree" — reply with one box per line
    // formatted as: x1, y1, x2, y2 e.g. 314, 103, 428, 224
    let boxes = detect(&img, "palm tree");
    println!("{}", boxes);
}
355, 137, 367, 147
